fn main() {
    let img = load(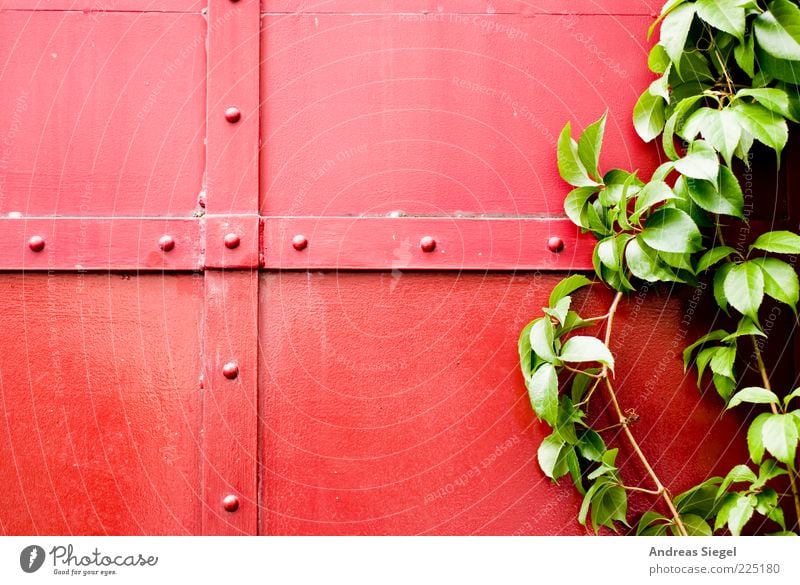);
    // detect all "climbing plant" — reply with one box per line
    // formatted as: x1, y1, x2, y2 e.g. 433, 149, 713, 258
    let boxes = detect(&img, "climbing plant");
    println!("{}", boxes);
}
519, 0, 800, 536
